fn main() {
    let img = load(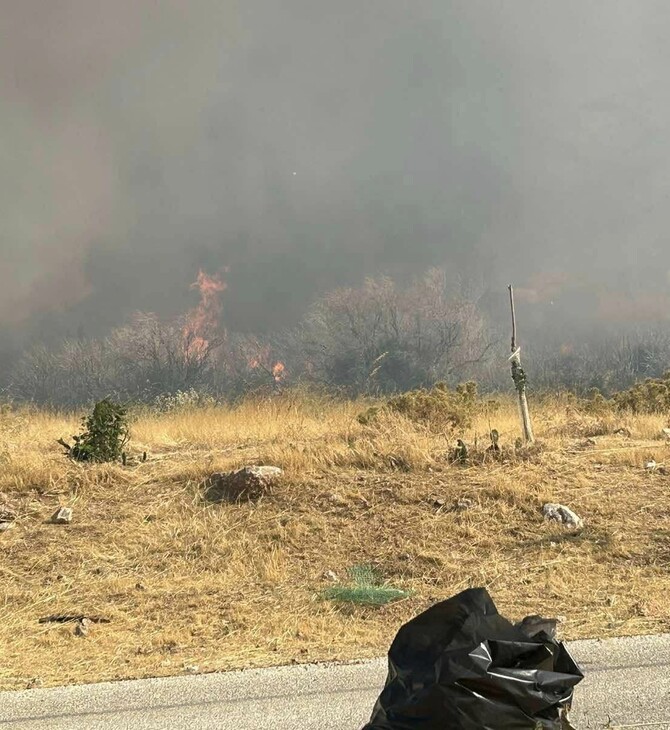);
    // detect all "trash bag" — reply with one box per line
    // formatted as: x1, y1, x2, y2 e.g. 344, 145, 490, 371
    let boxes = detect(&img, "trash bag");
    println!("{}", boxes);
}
363, 587, 584, 730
